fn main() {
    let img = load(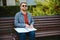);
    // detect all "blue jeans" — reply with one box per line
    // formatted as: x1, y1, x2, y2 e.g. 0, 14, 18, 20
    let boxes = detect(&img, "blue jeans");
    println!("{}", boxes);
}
18, 31, 35, 40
